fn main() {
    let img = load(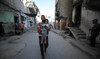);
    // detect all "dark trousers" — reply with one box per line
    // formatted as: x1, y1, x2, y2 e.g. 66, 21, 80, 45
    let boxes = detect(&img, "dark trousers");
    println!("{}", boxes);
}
21, 28, 24, 32
0, 27, 5, 36
89, 34, 98, 47
39, 36, 48, 56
